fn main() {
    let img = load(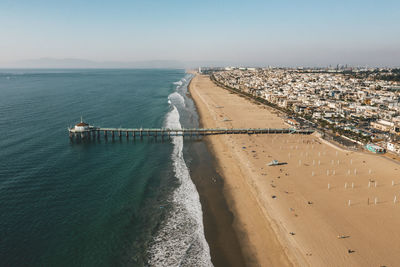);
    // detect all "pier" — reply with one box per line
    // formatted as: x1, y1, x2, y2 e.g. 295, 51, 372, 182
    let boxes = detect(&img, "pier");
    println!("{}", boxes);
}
68, 121, 315, 141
